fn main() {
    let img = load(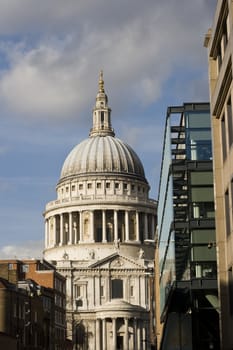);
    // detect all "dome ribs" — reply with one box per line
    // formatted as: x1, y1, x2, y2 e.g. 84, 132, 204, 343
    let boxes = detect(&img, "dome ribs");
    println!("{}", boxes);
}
60, 135, 146, 181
